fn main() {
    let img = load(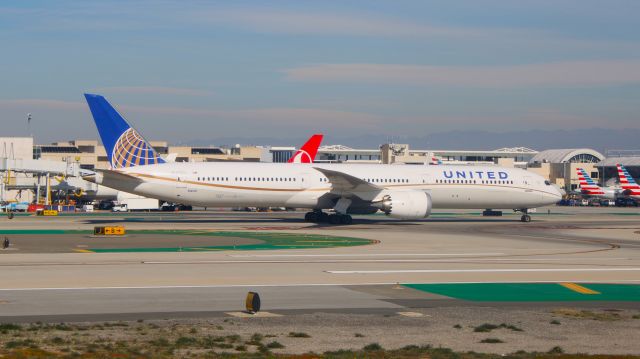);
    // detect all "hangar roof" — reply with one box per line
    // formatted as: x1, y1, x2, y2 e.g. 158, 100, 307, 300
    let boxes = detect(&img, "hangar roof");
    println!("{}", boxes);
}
597, 157, 640, 167
528, 148, 604, 164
